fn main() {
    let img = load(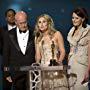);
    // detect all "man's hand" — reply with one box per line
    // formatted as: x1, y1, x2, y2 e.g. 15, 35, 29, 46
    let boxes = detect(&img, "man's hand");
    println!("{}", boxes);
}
4, 67, 9, 71
81, 70, 89, 84
6, 76, 12, 83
